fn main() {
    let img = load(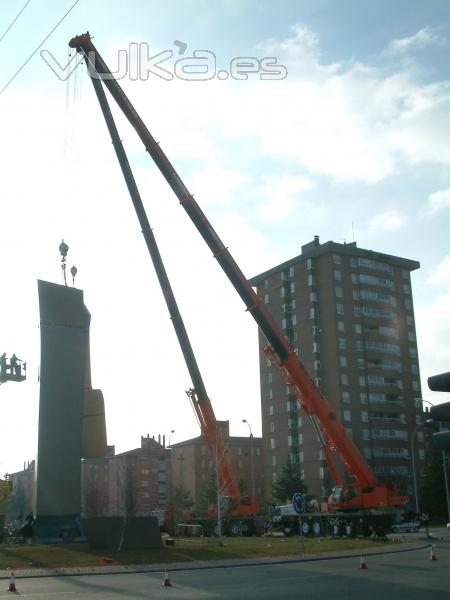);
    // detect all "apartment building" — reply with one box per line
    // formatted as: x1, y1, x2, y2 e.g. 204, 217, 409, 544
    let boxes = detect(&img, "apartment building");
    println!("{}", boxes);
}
249, 236, 424, 502
82, 436, 170, 517
171, 421, 265, 508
